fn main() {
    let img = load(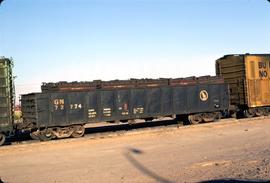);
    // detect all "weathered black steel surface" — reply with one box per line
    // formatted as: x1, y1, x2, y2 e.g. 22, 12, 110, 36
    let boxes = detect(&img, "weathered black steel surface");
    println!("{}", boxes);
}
0, 58, 14, 135
41, 76, 225, 92
22, 76, 229, 129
